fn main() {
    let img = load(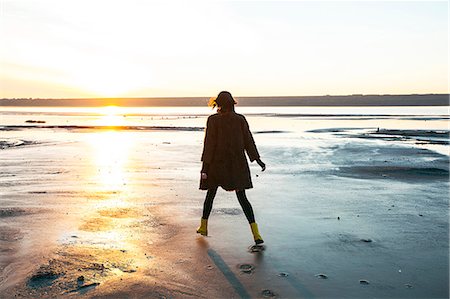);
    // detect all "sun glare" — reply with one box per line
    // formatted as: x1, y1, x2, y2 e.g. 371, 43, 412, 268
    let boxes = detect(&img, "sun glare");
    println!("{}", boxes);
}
96, 106, 125, 127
